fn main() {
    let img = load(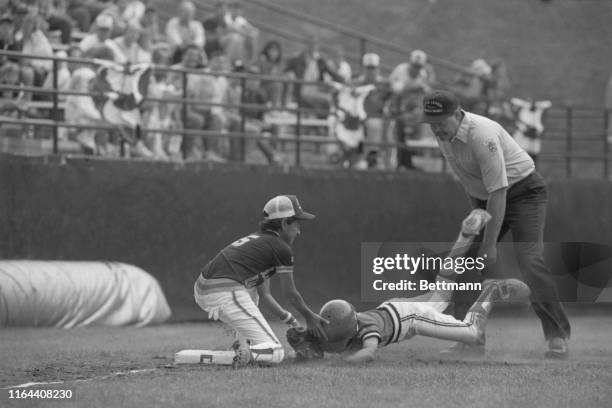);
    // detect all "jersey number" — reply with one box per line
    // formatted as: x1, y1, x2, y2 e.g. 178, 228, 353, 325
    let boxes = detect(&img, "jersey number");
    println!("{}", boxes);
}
231, 234, 259, 247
